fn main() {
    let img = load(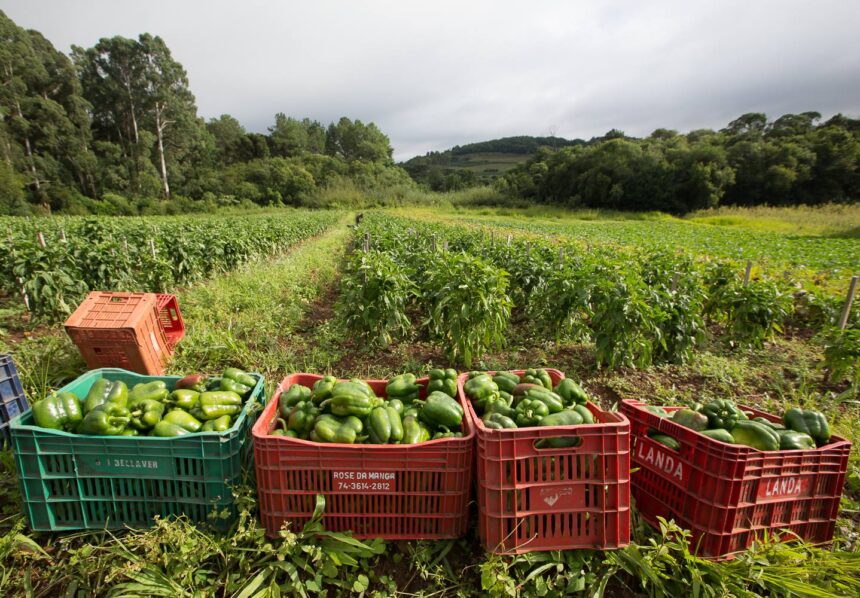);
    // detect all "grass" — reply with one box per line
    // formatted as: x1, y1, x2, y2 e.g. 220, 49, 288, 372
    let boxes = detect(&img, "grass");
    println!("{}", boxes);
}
685, 203, 860, 238
168, 214, 355, 379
